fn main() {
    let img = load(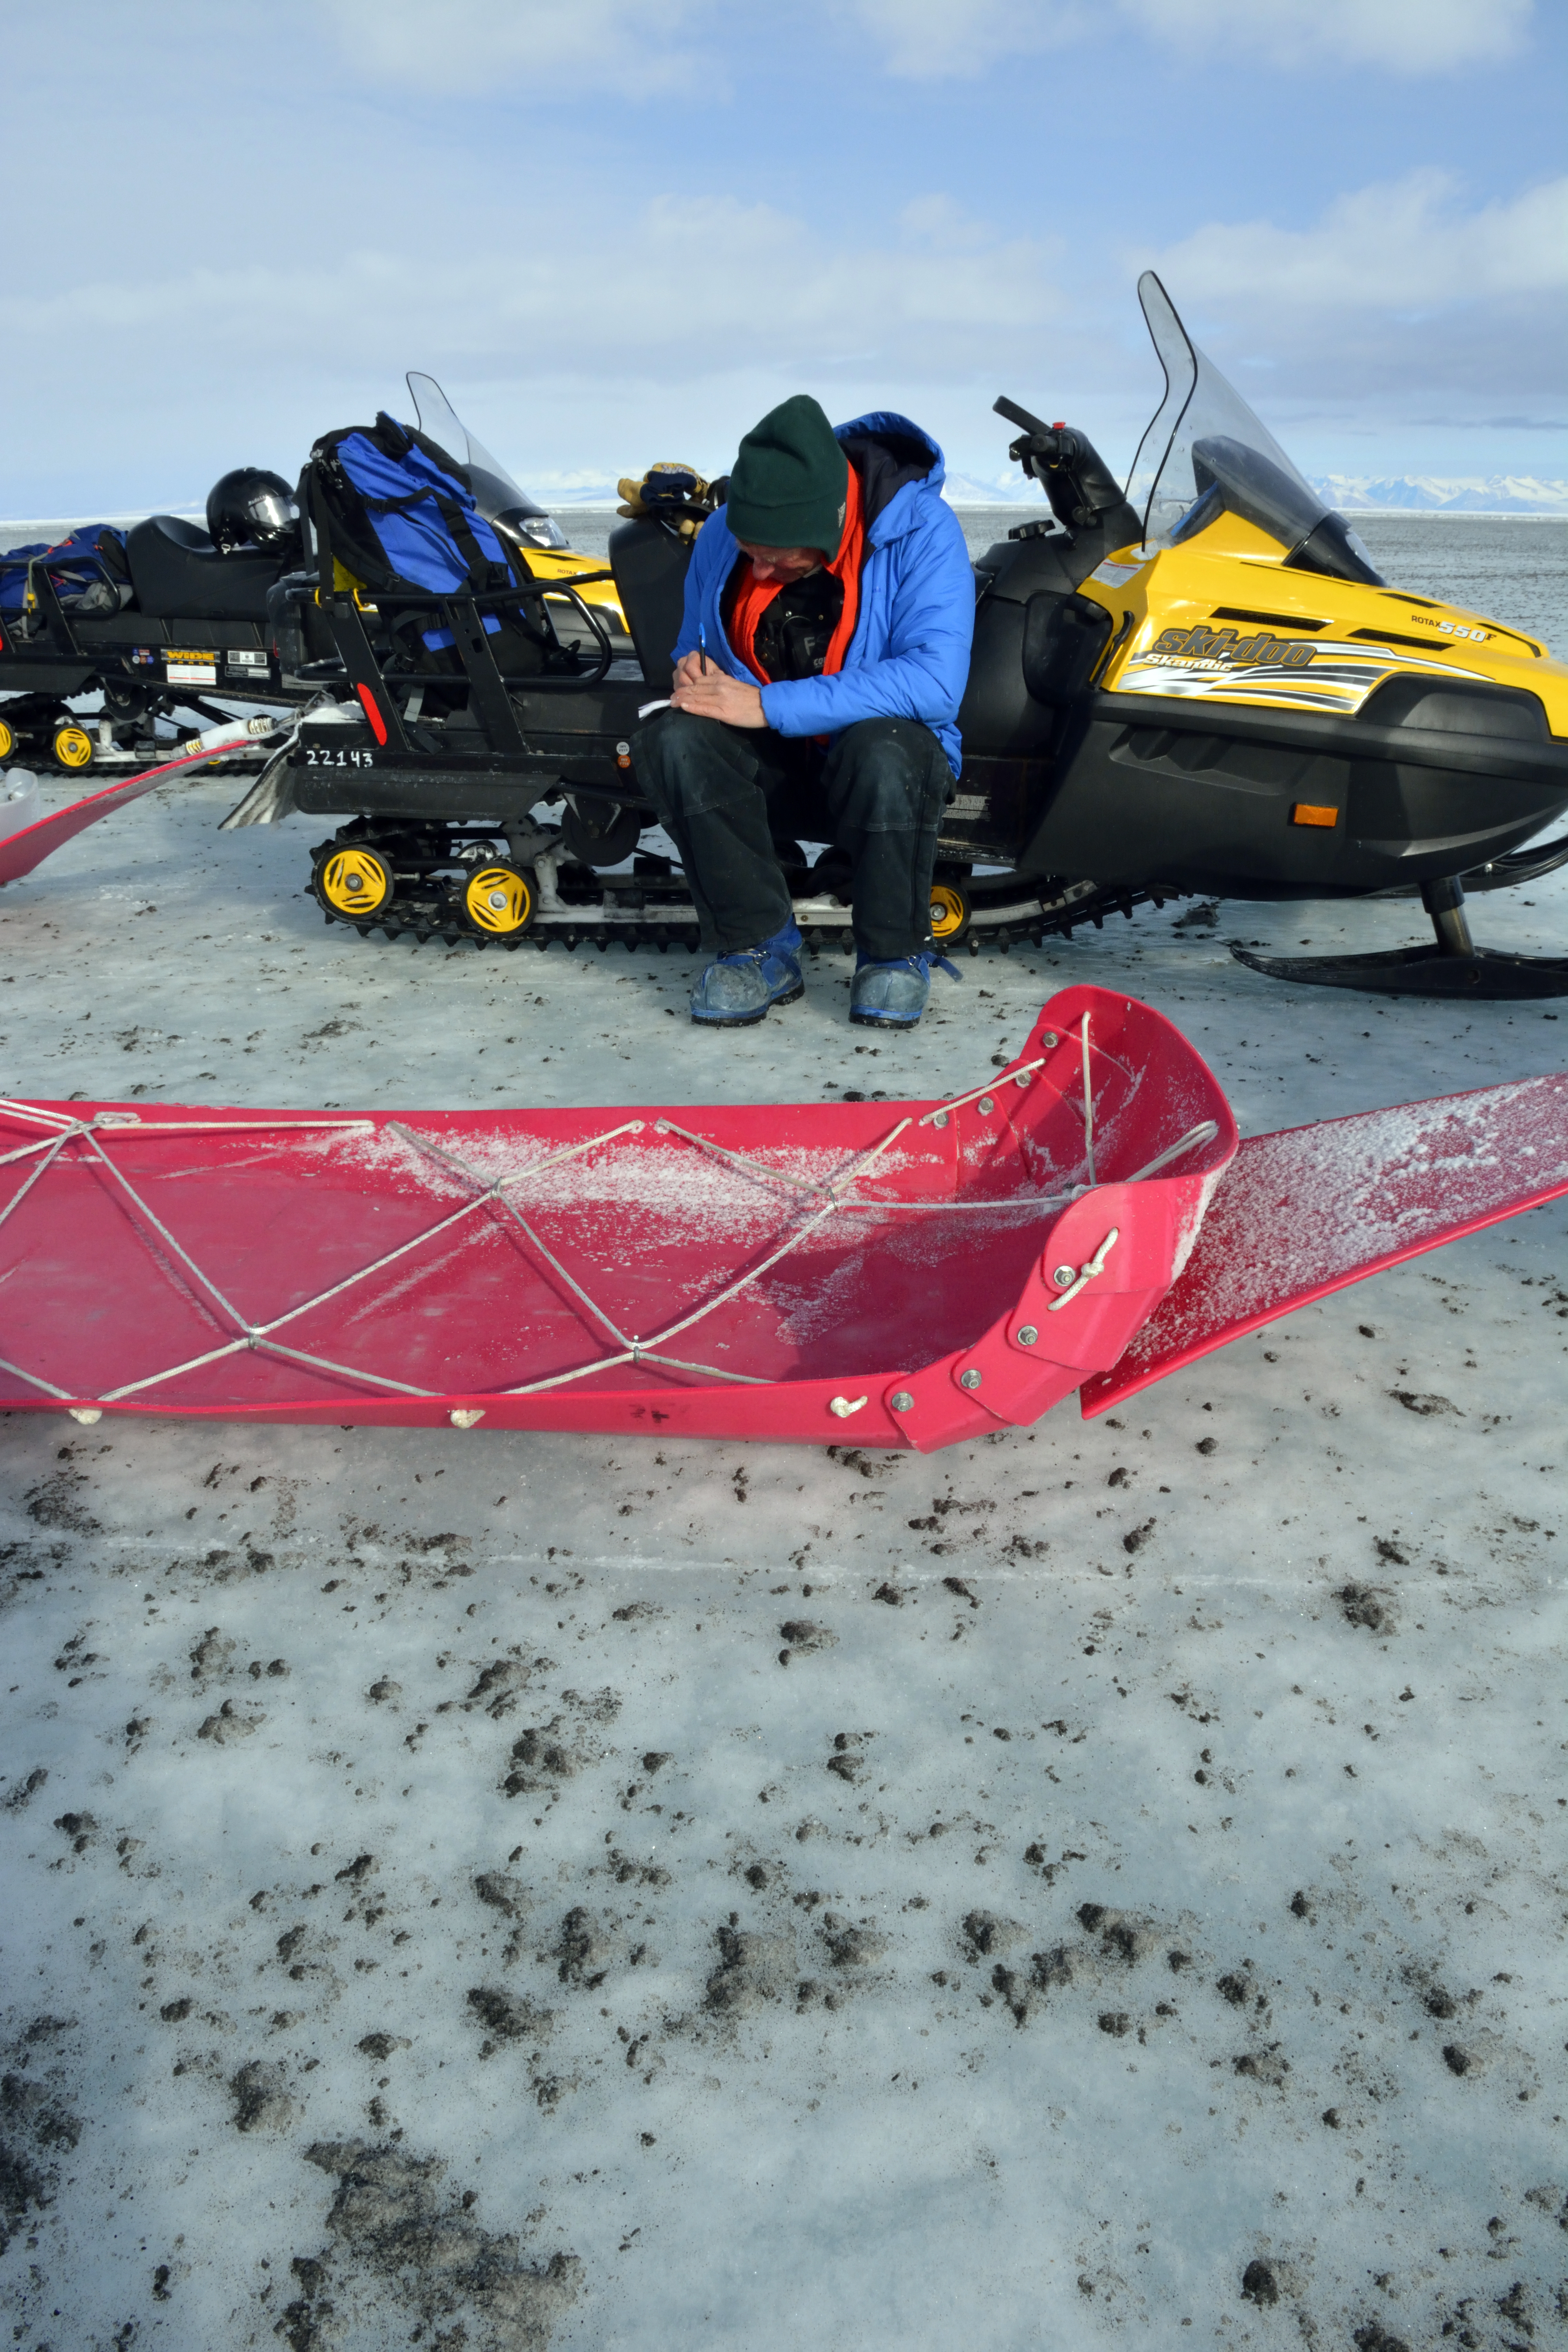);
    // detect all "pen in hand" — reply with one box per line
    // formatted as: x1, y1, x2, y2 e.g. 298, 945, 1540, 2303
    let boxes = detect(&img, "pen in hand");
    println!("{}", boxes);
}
699, 624, 708, 676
